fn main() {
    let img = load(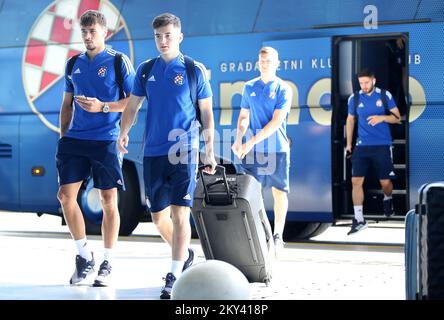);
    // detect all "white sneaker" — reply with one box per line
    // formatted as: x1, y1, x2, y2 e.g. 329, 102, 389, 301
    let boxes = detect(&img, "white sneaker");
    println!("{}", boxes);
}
70, 253, 95, 285
93, 260, 112, 287
273, 234, 284, 258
